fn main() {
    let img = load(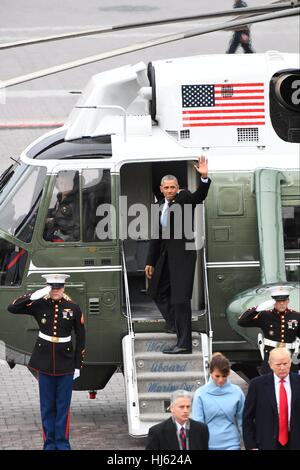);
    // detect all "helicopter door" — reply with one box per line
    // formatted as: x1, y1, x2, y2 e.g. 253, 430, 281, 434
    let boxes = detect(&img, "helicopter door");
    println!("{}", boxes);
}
120, 160, 206, 322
